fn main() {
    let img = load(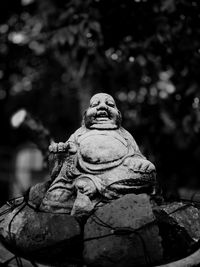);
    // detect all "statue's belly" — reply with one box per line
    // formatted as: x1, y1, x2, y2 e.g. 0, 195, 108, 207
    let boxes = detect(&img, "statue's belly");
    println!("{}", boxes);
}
79, 135, 128, 164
